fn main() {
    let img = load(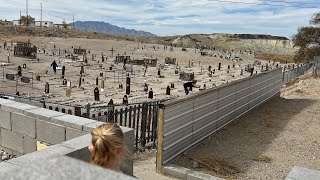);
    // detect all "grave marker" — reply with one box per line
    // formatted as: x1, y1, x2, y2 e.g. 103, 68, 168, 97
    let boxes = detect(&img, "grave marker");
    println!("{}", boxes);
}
148, 88, 154, 99
94, 87, 100, 101
126, 74, 131, 95
45, 82, 50, 94
166, 86, 171, 95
